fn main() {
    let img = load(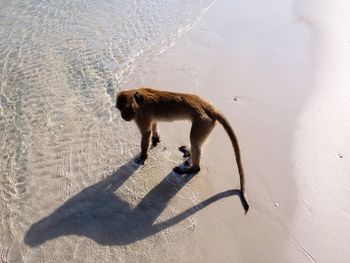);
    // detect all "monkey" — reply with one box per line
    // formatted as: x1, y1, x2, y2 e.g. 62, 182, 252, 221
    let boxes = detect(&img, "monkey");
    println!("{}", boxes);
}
116, 87, 249, 212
